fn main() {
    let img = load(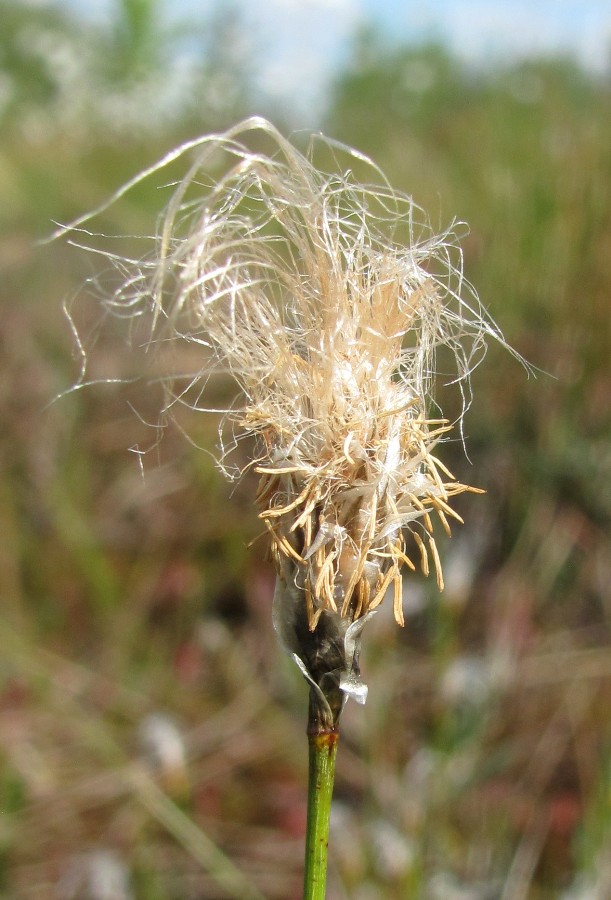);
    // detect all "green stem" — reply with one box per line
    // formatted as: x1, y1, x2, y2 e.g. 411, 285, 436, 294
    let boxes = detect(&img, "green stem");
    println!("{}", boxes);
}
303, 719, 339, 900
